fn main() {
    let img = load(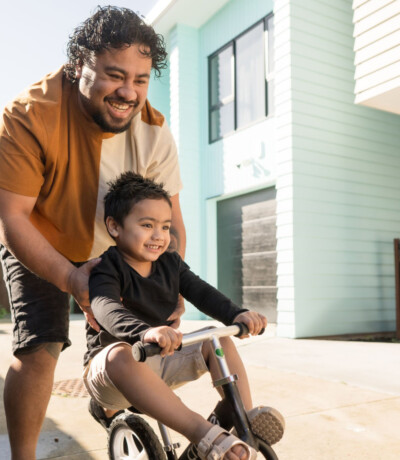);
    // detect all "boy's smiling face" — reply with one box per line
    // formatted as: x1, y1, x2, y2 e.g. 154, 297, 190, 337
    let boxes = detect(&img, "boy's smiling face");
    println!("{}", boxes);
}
106, 198, 172, 274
